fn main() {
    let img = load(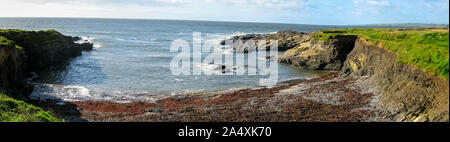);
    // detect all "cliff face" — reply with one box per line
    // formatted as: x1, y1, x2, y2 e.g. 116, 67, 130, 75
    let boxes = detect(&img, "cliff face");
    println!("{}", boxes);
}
0, 29, 93, 96
342, 39, 449, 122
0, 29, 93, 72
275, 30, 448, 122
279, 35, 357, 70
0, 37, 24, 94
